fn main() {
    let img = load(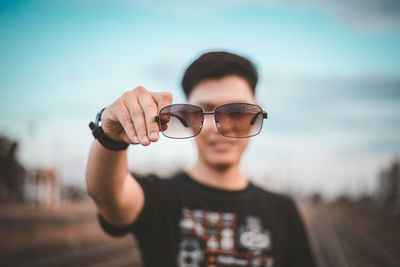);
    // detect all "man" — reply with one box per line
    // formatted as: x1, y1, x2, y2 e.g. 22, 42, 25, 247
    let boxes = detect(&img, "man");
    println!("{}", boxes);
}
86, 51, 316, 267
